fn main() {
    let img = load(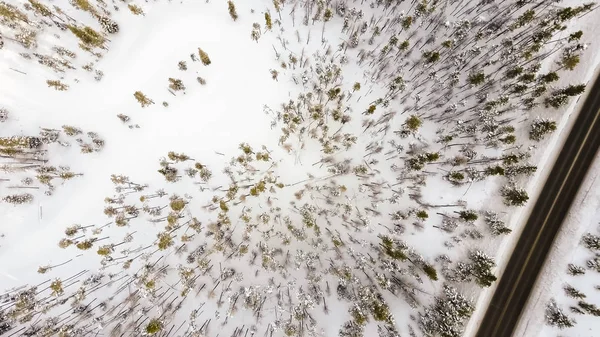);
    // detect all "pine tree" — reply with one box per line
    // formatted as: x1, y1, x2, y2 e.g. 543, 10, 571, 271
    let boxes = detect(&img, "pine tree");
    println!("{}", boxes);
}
563, 284, 586, 299
467, 72, 485, 86
198, 48, 211, 65
559, 53, 580, 71
484, 211, 511, 236
582, 233, 600, 251
97, 16, 119, 34
405, 115, 422, 131
546, 299, 575, 329
420, 284, 474, 337
578, 301, 600, 316
0, 107, 9, 122
67, 25, 105, 48
47, 80, 69, 91
567, 263, 585, 276
168, 78, 185, 91
145, 318, 163, 335
469, 250, 497, 287
501, 184, 529, 206
128, 4, 144, 15
264, 12, 272, 30
227, 1, 238, 21
458, 210, 478, 222
28, 0, 52, 17
529, 117, 557, 141
133, 91, 154, 107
